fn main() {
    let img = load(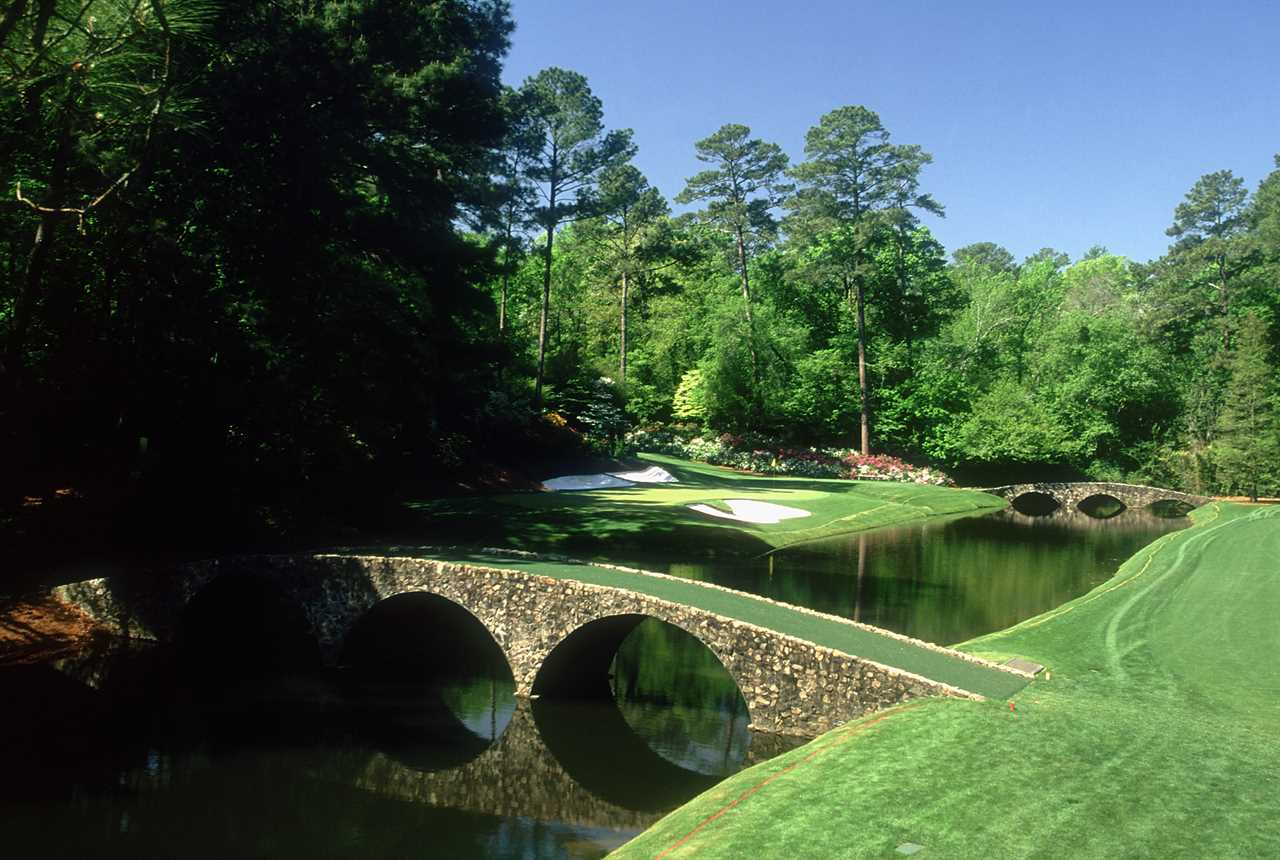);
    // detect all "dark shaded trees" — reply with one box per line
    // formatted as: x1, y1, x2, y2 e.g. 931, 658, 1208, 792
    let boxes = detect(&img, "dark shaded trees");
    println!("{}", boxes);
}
2, 0, 516, 530
1, 0, 216, 386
